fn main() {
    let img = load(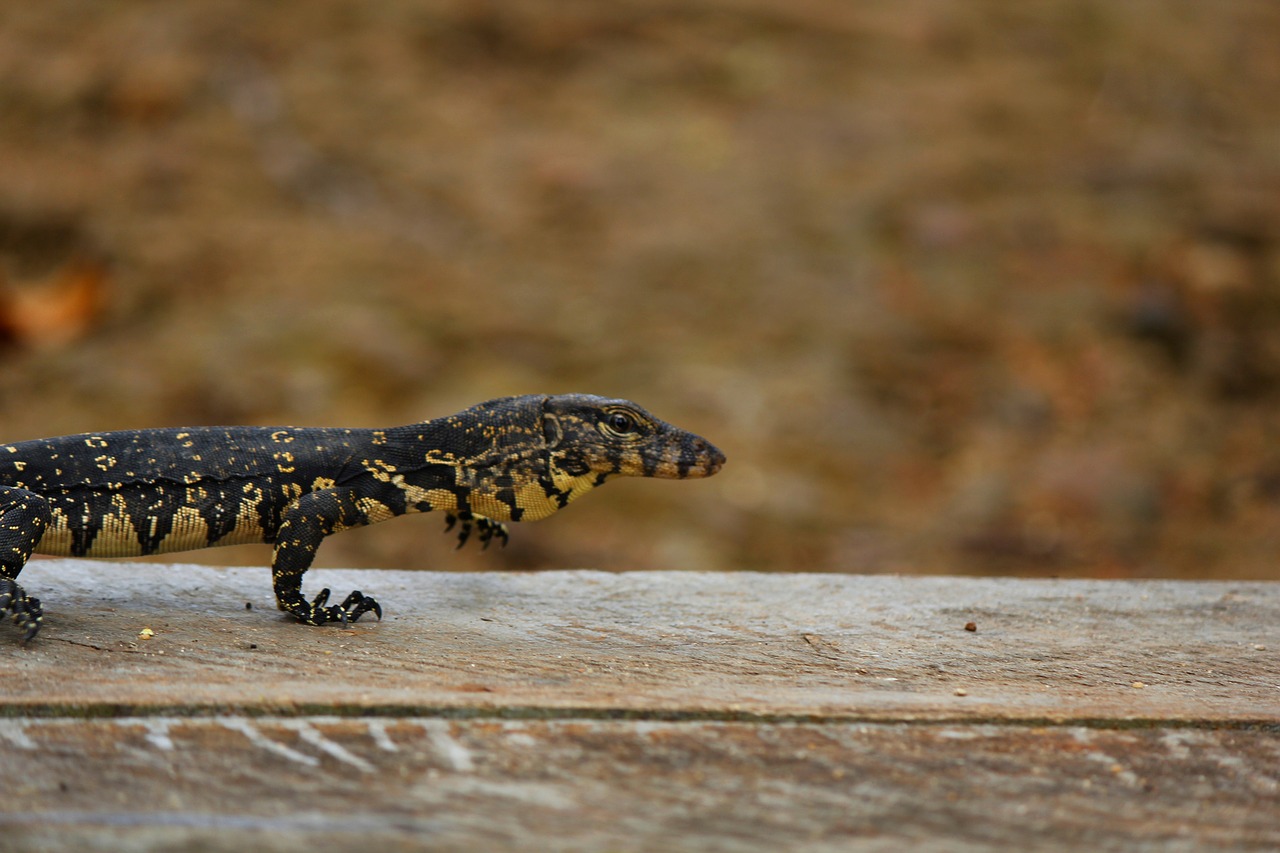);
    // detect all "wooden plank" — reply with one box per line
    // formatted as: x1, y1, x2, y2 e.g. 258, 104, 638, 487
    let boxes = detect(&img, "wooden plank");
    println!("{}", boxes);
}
0, 560, 1276, 851
1, 560, 1275, 722
0, 718, 1276, 852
